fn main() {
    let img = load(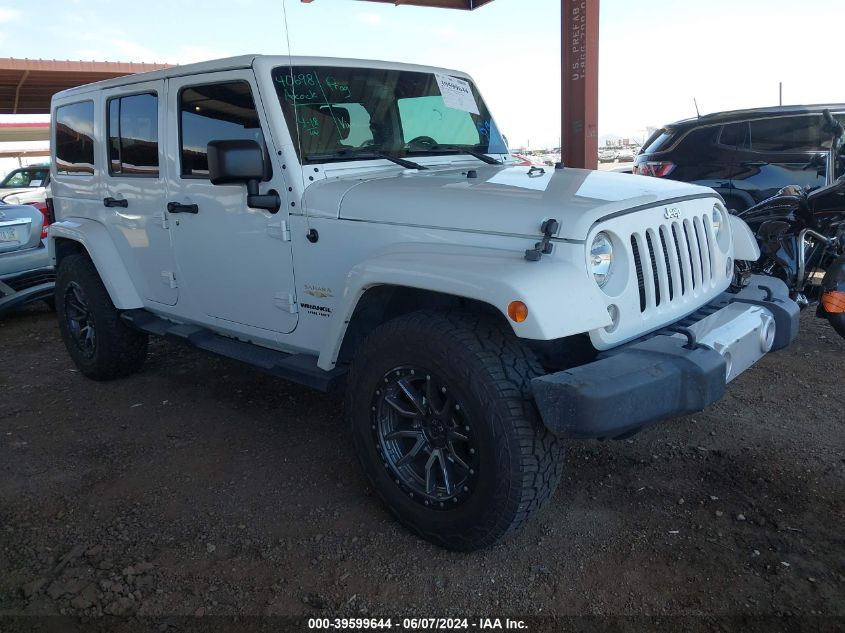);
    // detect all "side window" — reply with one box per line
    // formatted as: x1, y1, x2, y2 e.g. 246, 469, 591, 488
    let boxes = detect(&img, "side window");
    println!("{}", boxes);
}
55, 101, 95, 175
718, 122, 749, 149
179, 81, 266, 178
749, 116, 823, 153
107, 93, 159, 176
